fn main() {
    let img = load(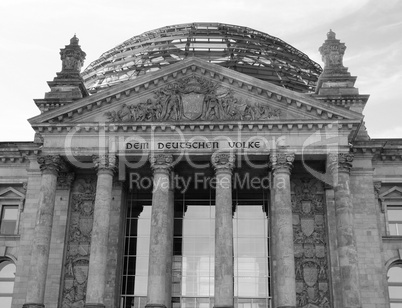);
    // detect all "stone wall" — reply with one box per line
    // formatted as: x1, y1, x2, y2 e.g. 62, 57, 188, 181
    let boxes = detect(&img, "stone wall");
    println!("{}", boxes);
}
350, 155, 387, 308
